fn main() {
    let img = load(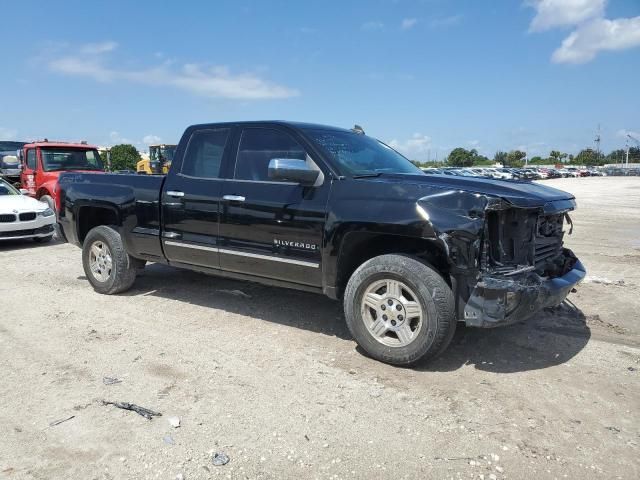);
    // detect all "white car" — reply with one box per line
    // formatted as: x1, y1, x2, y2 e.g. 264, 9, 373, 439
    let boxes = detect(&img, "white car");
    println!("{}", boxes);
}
0, 179, 56, 242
